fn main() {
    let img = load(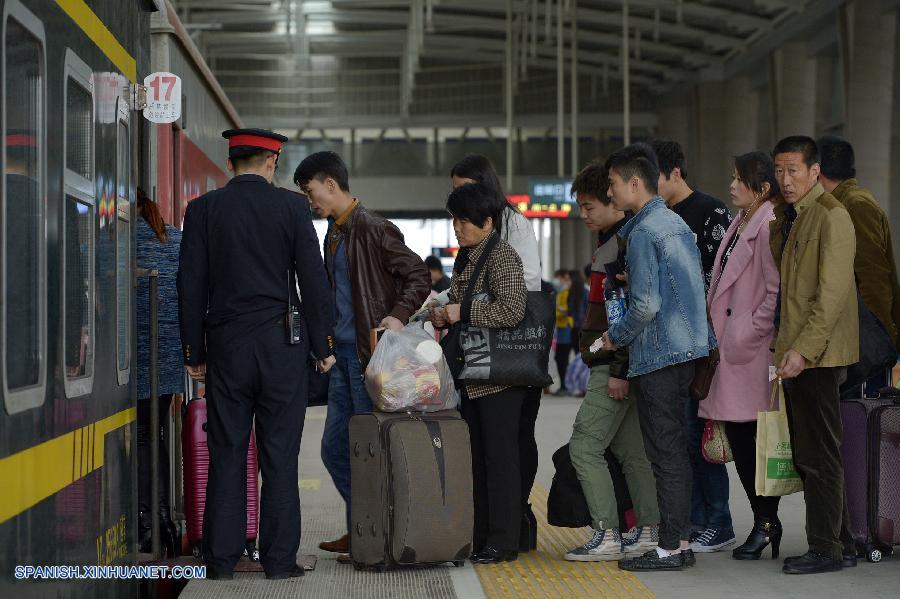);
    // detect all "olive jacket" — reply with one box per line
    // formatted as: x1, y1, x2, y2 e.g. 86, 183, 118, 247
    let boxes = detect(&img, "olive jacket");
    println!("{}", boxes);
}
769, 183, 858, 368
831, 178, 900, 349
